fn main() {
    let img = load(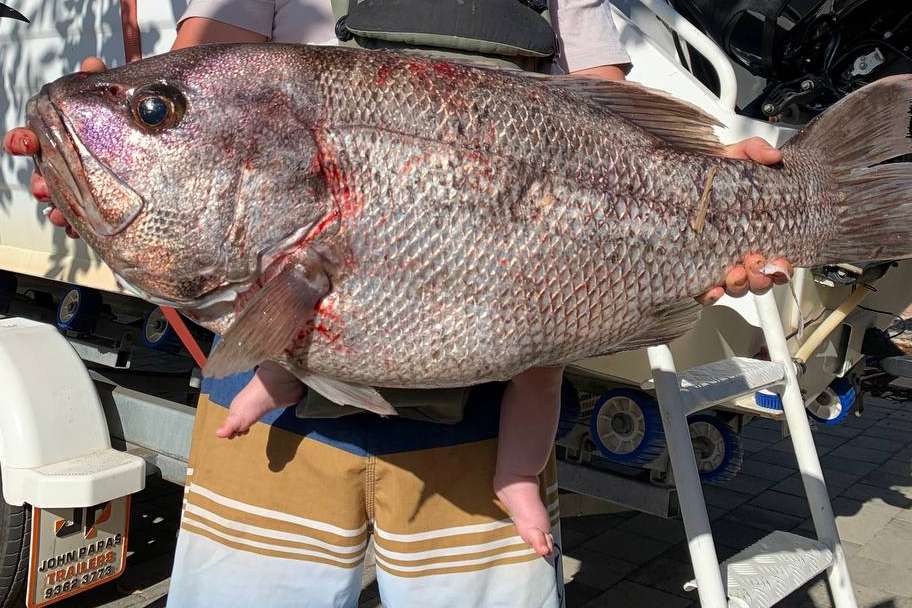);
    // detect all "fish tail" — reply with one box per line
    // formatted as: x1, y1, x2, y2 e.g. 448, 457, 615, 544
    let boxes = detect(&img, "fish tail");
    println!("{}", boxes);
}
788, 74, 912, 263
